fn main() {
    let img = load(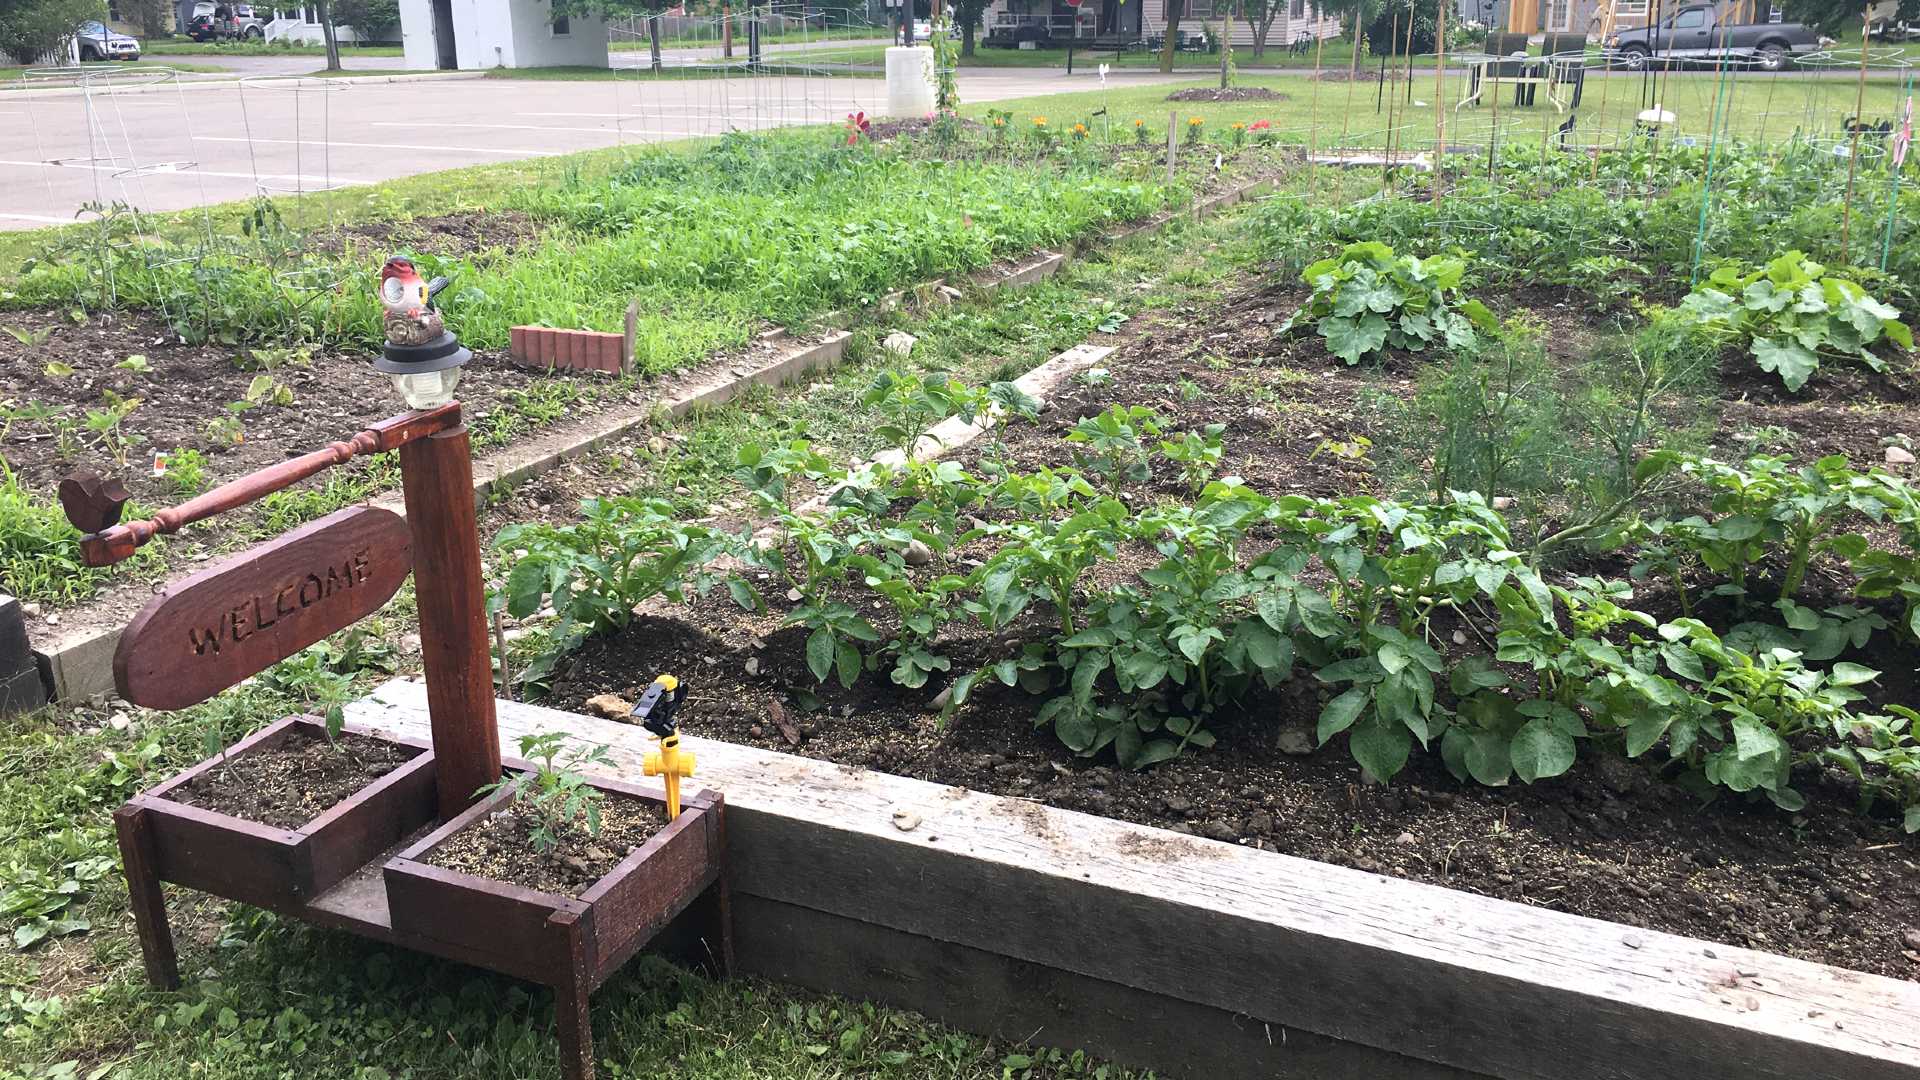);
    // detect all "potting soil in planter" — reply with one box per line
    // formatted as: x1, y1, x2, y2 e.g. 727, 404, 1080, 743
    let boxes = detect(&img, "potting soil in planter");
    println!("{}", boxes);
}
424, 794, 666, 897
174, 728, 419, 830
